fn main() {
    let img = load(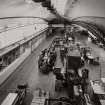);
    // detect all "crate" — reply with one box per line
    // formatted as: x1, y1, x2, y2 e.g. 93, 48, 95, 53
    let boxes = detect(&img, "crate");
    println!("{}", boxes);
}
31, 90, 49, 105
